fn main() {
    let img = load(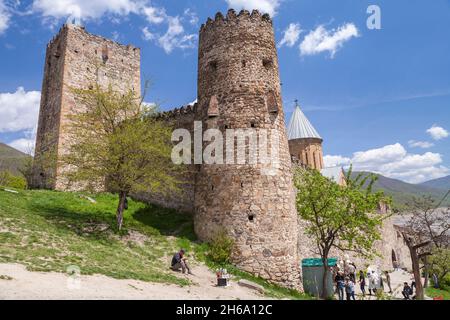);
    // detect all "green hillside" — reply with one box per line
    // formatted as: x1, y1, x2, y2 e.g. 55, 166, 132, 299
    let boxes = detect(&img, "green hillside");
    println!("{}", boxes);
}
419, 175, 450, 191
352, 172, 450, 210
0, 143, 30, 174
0, 189, 308, 299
